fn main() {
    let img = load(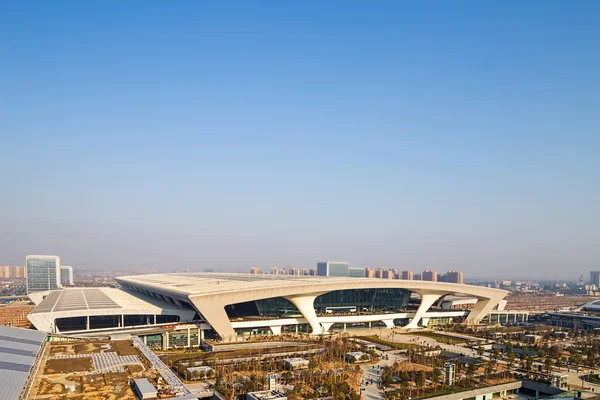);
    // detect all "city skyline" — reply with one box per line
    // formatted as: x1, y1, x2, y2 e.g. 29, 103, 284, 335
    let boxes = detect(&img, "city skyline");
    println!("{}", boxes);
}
1, 2, 599, 280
